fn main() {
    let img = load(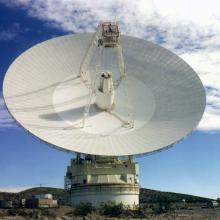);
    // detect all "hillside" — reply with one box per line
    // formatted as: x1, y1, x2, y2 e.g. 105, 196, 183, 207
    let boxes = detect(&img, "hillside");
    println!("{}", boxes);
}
140, 188, 211, 203
0, 187, 211, 205
0, 187, 65, 206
